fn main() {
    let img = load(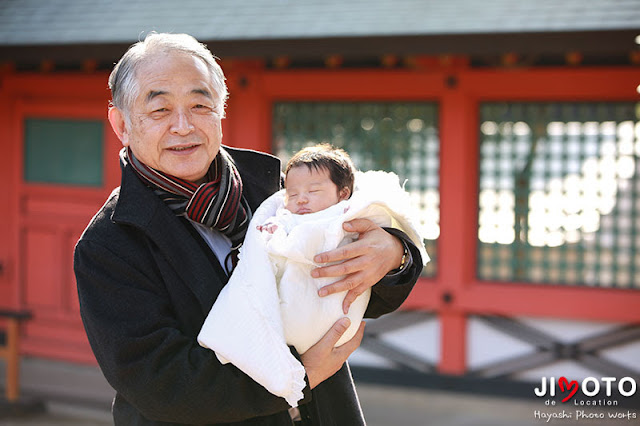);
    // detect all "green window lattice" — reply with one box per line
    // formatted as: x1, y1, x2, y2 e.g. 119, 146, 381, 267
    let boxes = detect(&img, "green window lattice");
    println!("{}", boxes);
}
273, 102, 439, 277
24, 118, 104, 187
478, 102, 639, 289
